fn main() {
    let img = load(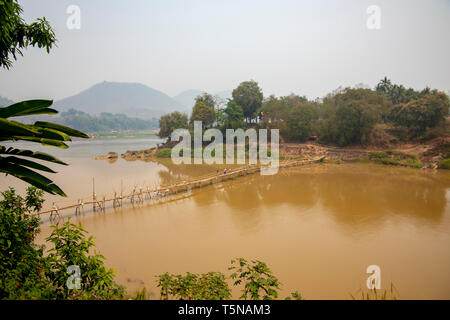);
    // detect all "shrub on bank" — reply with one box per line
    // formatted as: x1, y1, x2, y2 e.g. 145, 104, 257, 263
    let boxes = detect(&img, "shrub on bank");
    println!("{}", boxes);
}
0, 188, 124, 300
438, 158, 450, 169
155, 148, 172, 158
0, 187, 55, 299
368, 152, 423, 168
